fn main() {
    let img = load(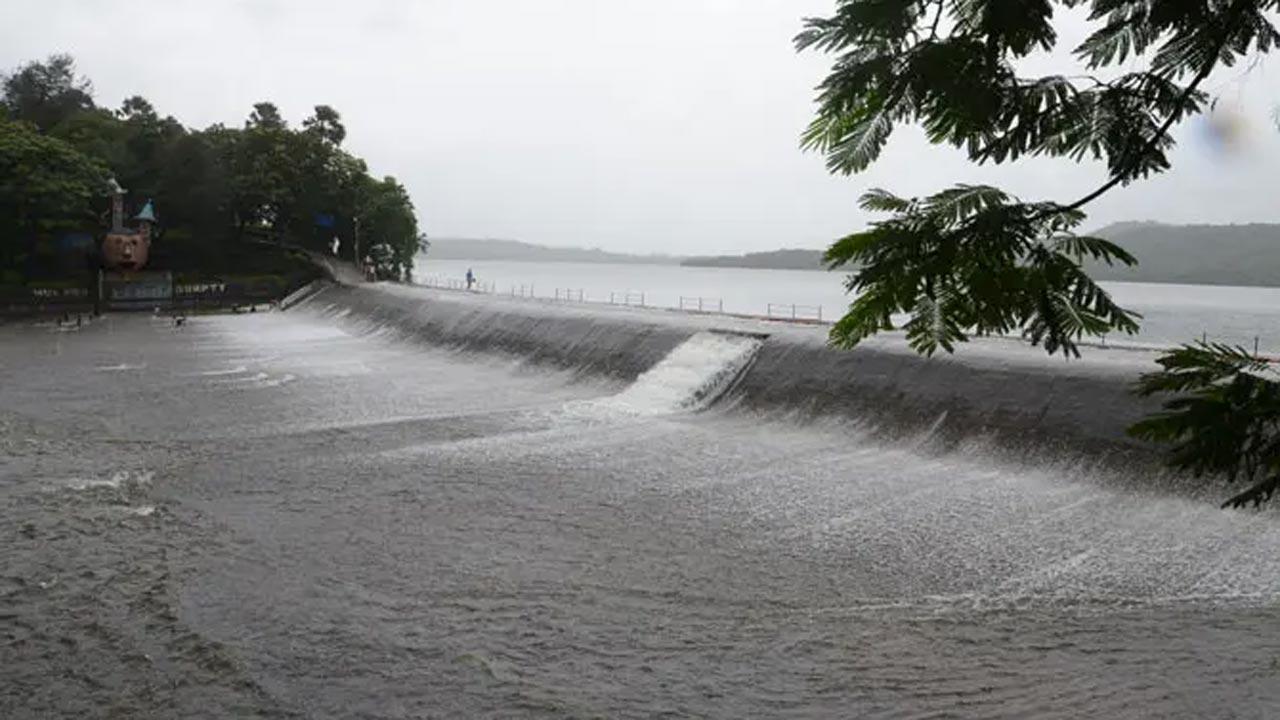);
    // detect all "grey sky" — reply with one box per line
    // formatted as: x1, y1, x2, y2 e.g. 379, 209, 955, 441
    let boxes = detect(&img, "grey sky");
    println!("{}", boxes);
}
4, 1, 1280, 255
